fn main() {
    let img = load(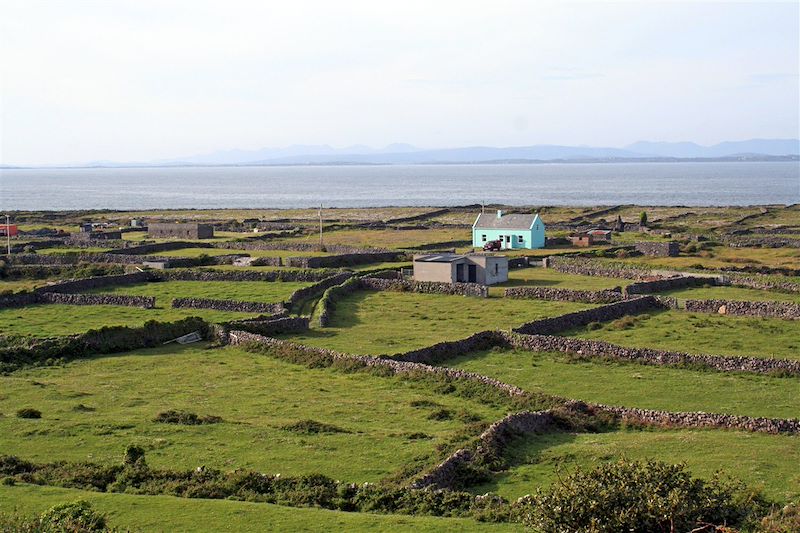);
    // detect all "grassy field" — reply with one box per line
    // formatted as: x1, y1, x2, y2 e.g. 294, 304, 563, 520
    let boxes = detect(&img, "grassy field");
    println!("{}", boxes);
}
471, 428, 800, 502
154, 247, 331, 258
280, 290, 591, 355
36, 247, 112, 254
0, 279, 52, 293
86, 280, 310, 306
496, 267, 631, 291
277, 228, 470, 249
618, 246, 800, 270
0, 305, 256, 338
0, 343, 506, 481
567, 310, 800, 360
444, 349, 800, 419
663, 285, 800, 303
0, 484, 515, 533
